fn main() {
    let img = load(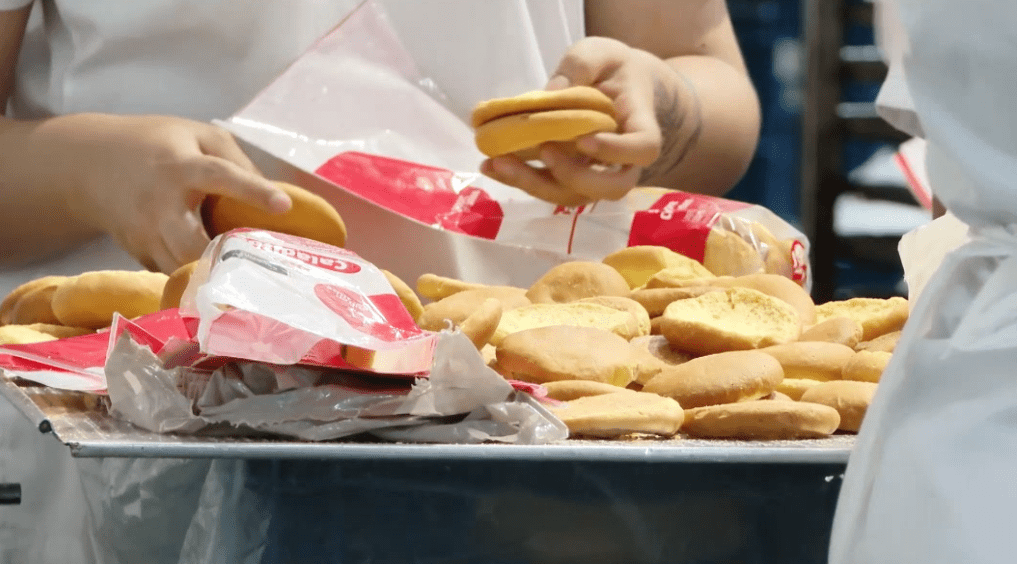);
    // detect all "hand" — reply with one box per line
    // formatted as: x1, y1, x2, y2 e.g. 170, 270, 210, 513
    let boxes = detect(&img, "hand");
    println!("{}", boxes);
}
42, 113, 292, 273
480, 37, 672, 206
